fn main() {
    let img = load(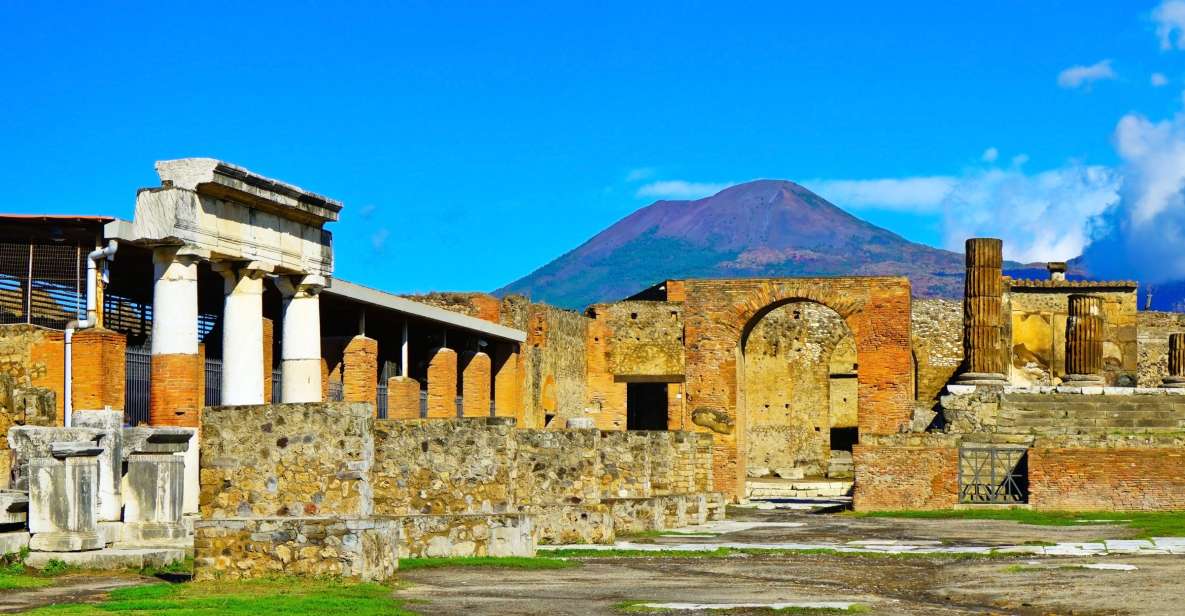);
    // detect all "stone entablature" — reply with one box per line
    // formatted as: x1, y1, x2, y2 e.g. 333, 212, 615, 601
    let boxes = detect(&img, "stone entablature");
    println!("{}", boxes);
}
131, 158, 339, 278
